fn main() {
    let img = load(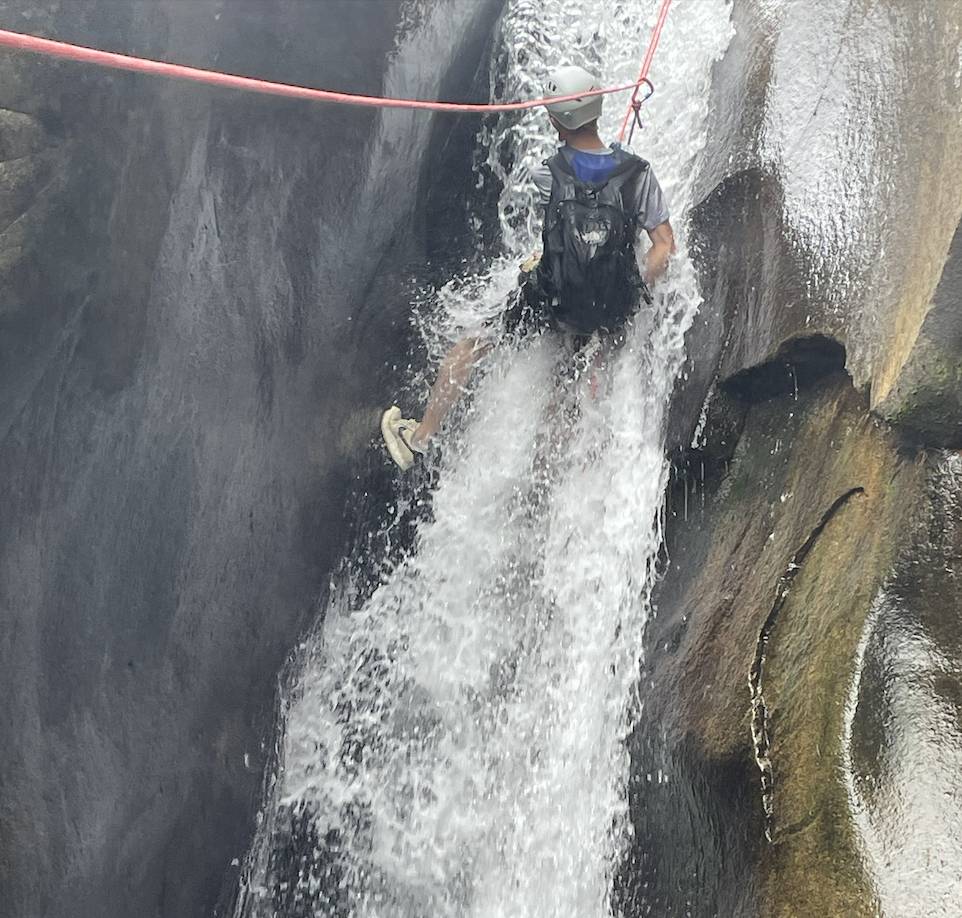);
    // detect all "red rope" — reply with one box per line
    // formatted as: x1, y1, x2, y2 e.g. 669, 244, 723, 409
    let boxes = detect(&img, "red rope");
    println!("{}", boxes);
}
0, 27, 646, 114
618, 0, 673, 143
